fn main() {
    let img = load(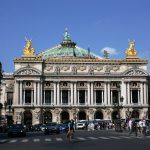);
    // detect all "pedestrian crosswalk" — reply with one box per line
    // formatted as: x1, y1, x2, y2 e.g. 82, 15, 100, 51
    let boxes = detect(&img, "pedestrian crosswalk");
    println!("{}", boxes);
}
1, 135, 150, 144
